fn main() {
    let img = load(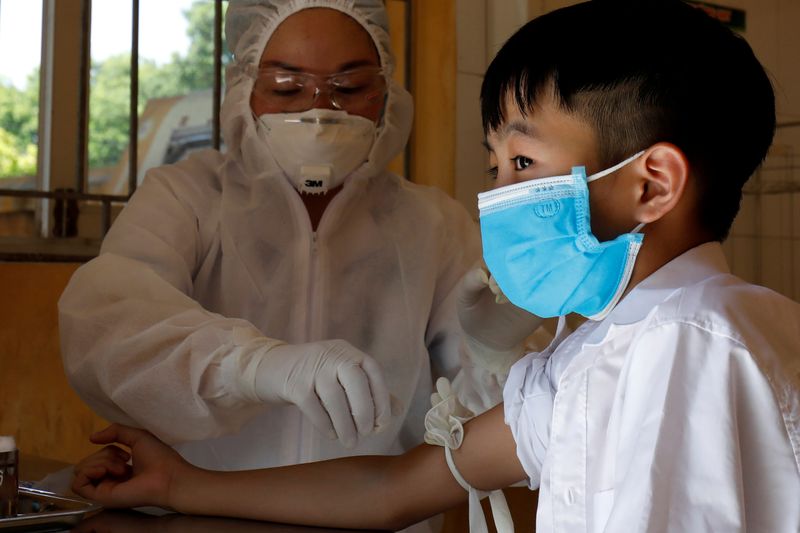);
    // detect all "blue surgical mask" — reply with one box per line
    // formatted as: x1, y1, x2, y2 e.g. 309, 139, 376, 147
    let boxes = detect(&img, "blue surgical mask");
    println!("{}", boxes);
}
478, 151, 645, 320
